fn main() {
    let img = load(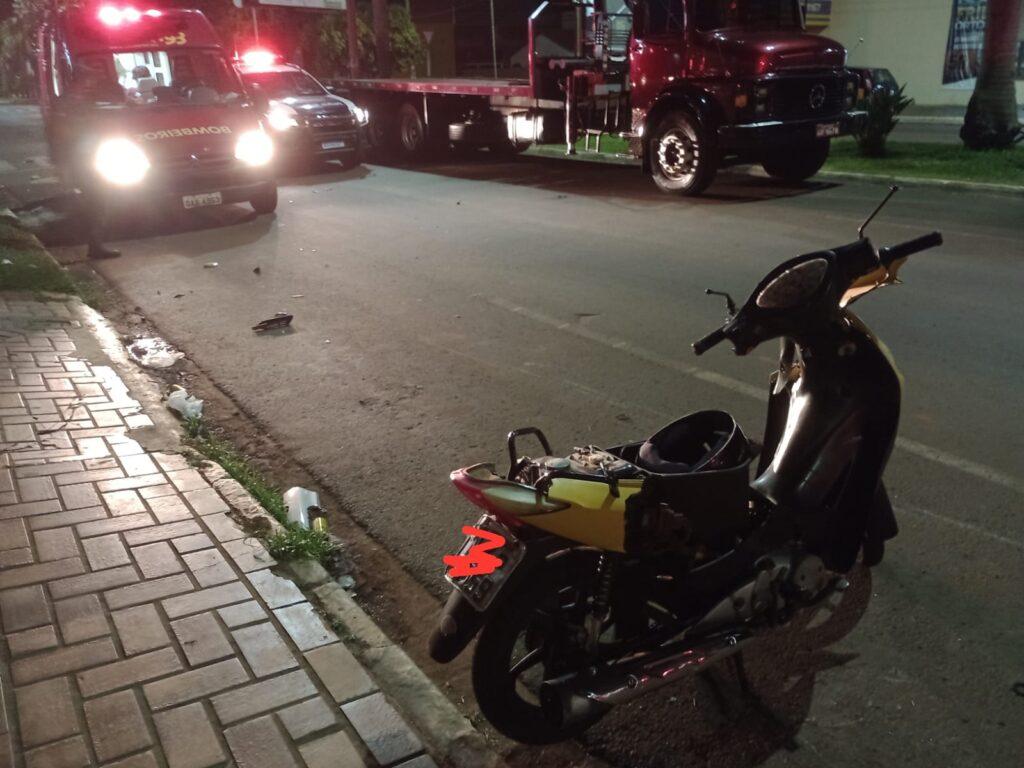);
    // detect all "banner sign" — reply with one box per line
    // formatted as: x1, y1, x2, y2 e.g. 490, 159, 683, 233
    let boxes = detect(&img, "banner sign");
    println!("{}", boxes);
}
802, 0, 832, 30
942, 0, 986, 89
